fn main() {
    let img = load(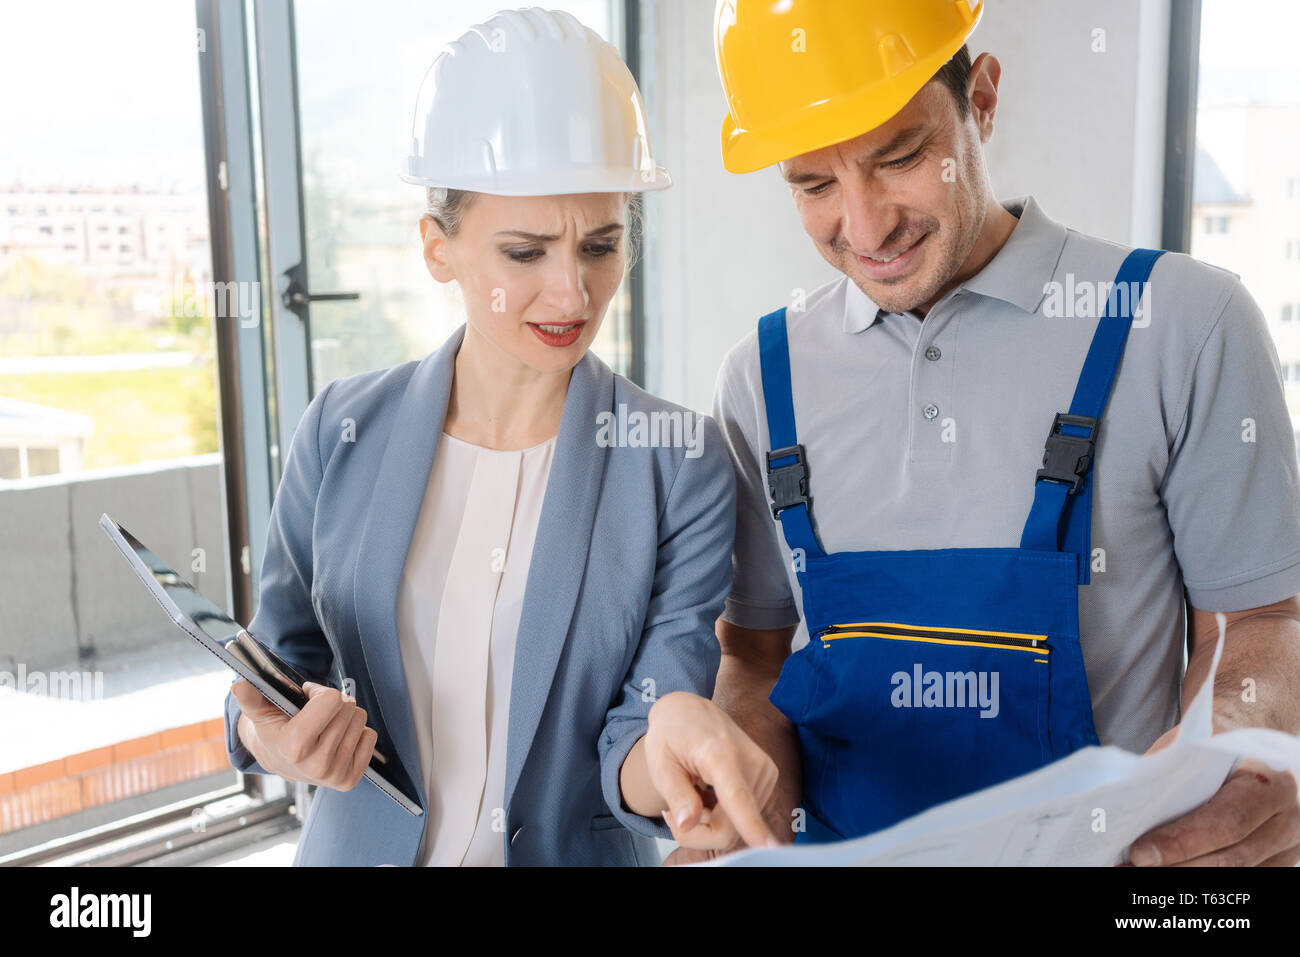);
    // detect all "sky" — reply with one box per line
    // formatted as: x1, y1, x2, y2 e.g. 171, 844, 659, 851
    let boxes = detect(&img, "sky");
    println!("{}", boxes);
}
0, 0, 207, 188
1198, 0, 1300, 105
